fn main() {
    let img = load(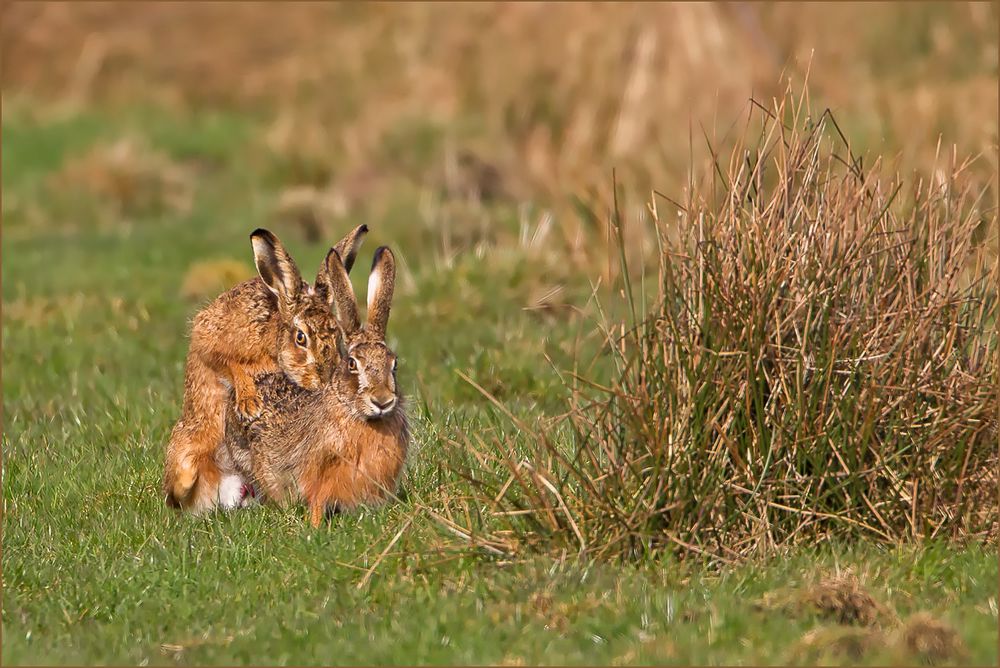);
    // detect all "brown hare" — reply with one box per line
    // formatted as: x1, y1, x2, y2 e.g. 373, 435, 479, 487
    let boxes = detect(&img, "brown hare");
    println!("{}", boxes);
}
163, 225, 368, 513
216, 246, 409, 526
